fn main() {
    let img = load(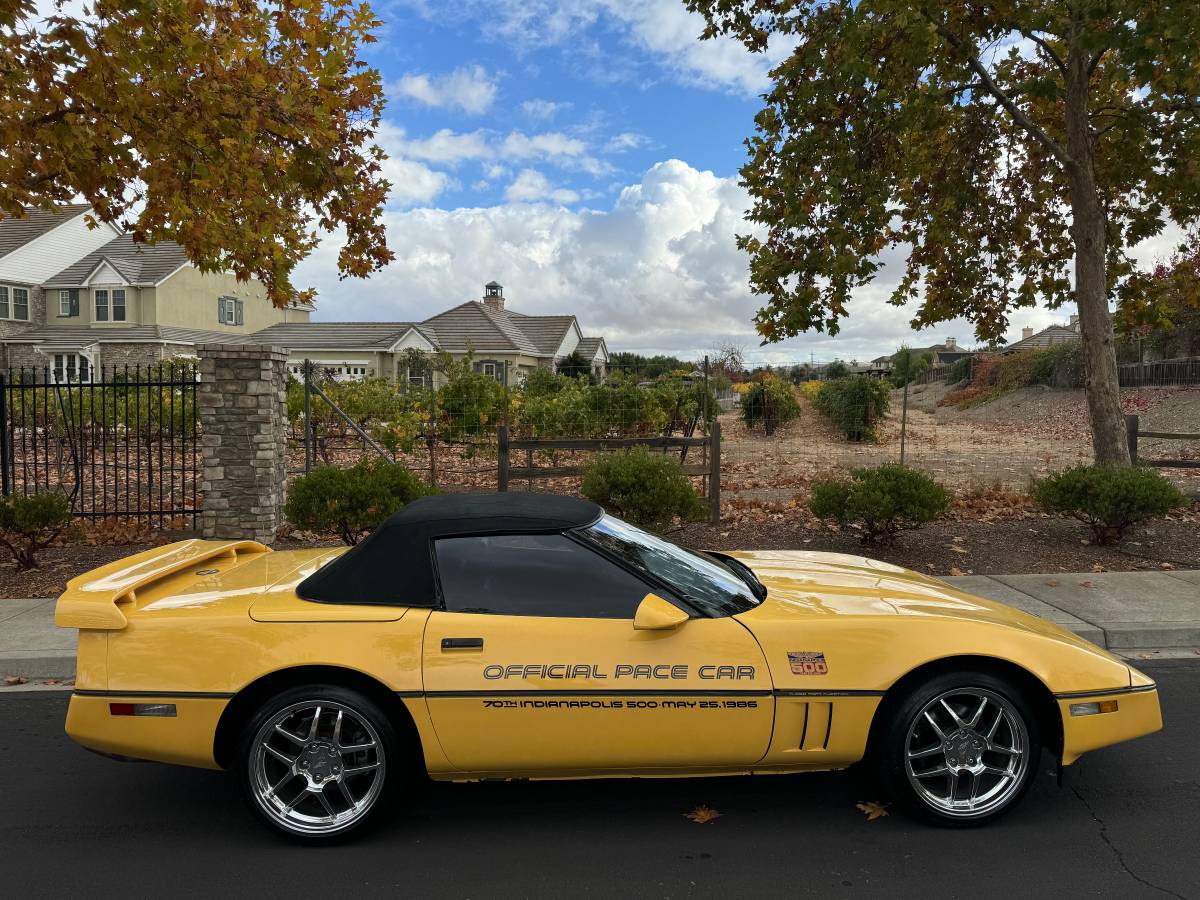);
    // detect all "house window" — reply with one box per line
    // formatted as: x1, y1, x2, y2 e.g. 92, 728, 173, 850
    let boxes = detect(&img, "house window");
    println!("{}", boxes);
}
95, 289, 108, 321
0, 285, 29, 321
59, 290, 72, 316
218, 296, 244, 326
112, 289, 126, 322
481, 362, 500, 381
52, 353, 91, 384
